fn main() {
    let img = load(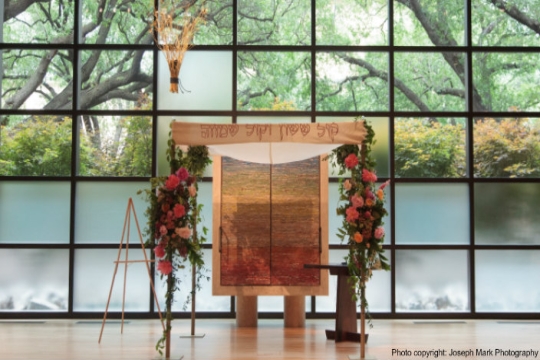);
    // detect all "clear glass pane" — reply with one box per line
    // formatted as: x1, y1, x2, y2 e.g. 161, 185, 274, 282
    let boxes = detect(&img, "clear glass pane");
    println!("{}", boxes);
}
81, 0, 151, 44
329, 182, 391, 246
476, 250, 540, 312
316, 0, 388, 46
316, 52, 389, 112
237, 0, 310, 45
155, 249, 229, 311
472, 0, 540, 47
473, 53, 540, 112
316, 249, 391, 312
73, 249, 151, 311
0, 115, 72, 176
475, 183, 540, 245
395, 183, 469, 244
2, 50, 72, 110
395, 250, 469, 312
75, 182, 148, 244
394, 52, 467, 112
394, 118, 467, 178
473, 117, 540, 178
0, 181, 70, 244
156, 116, 231, 177
78, 115, 152, 177
193, 0, 233, 45
79, 50, 153, 110
318, 117, 389, 178
0, 249, 69, 311
394, 0, 465, 46
3, 0, 74, 43
237, 52, 311, 111
157, 51, 232, 110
